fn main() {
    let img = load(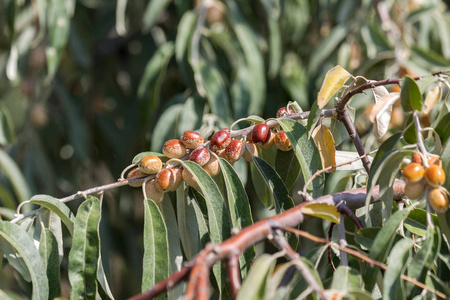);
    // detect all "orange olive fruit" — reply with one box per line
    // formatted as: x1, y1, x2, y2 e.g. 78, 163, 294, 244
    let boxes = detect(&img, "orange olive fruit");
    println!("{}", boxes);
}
274, 130, 292, 152
155, 168, 175, 192
126, 168, 147, 187
189, 148, 210, 166
182, 168, 199, 189
424, 165, 446, 188
144, 179, 165, 203
401, 163, 425, 183
243, 141, 258, 162
203, 155, 220, 177
210, 129, 231, 152
139, 155, 162, 174
181, 131, 204, 149
404, 180, 426, 200
428, 188, 449, 213
162, 139, 187, 158
224, 139, 244, 164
